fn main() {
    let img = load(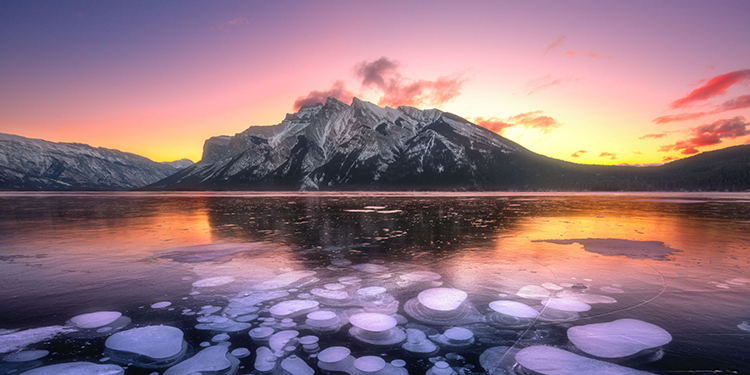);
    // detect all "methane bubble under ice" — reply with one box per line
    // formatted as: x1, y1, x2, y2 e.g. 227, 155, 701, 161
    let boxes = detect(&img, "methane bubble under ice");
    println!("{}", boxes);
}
163, 345, 239, 375
70, 311, 122, 329
488, 300, 540, 318
192, 276, 236, 288
418, 288, 467, 311
516, 285, 551, 300
515, 345, 656, 375
18, 362, 124, 375
104, 326, 187, 368
567, 319, 672, 358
